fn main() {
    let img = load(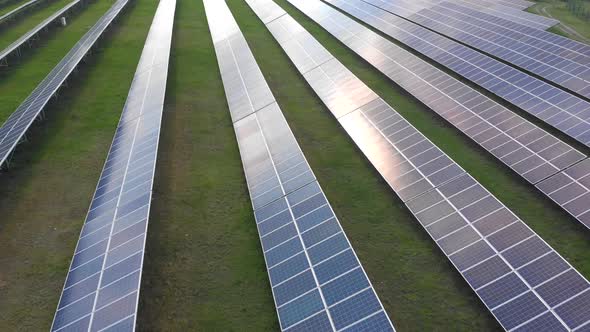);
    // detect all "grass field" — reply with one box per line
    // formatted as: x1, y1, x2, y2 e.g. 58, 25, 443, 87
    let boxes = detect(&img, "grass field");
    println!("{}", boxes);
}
0, 0, 588, 331
530, 0, 590, 42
